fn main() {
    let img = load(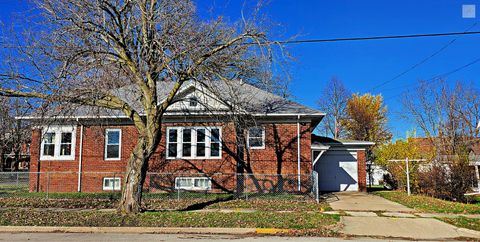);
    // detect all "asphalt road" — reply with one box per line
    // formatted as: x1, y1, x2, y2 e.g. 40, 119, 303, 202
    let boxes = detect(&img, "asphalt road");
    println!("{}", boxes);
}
0, 233, 410, 242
